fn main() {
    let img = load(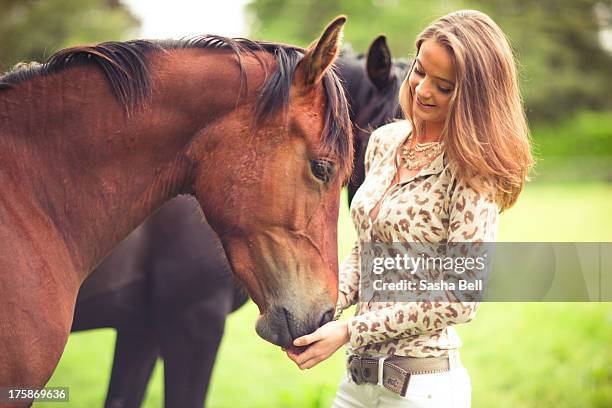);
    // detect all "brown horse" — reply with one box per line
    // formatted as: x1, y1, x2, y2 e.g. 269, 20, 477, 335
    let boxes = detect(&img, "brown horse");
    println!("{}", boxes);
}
66, 36, 409, 408
0, 16, 352, 403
